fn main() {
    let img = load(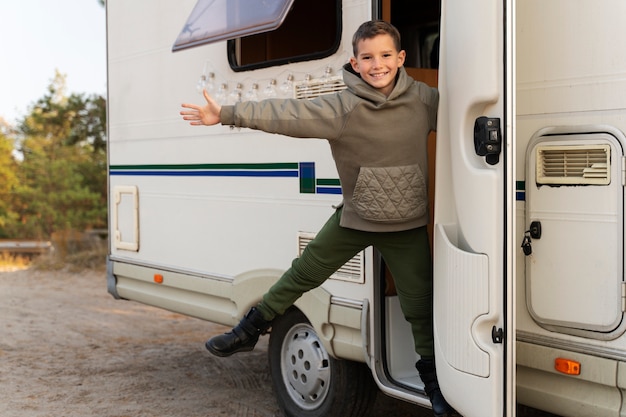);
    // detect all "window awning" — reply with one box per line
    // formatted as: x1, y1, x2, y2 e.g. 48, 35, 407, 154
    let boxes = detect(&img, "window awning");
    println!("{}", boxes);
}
172, 0, 295, 52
